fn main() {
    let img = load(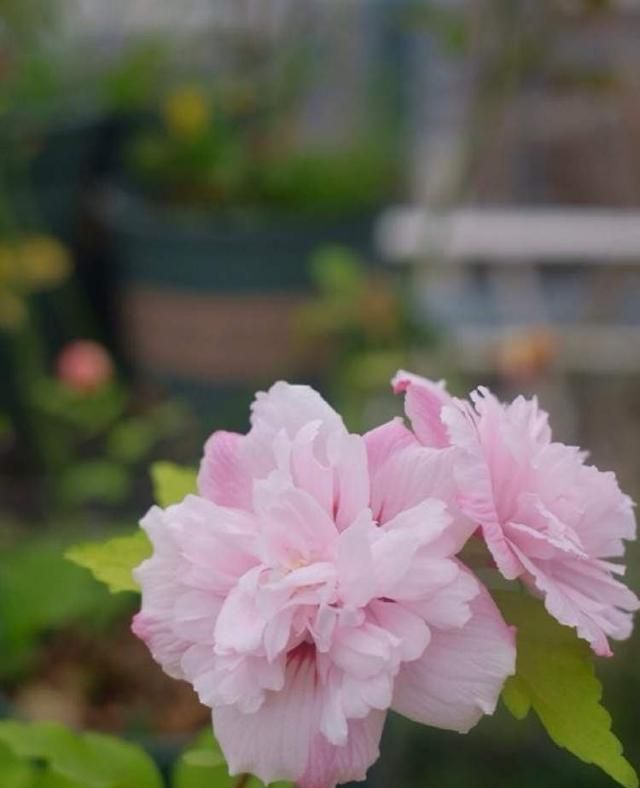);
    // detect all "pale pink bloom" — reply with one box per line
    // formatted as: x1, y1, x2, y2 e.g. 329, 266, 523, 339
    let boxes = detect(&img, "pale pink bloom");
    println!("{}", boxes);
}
133, 382, 515, 787
56, 339, 113, 393
393, 371, 639, 657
